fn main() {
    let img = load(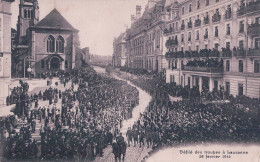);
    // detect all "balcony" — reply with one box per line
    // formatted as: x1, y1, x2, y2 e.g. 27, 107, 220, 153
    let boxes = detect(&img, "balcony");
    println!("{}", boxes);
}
164, 27, 174, 34
248, 49, 260, 57
181, 24, 185, 30
212, 14, 221, 23
215, 31, 219, 37
233, 49, 245, 56
248, 23, 260, 35
188, 22, 192, 29
183, 66, 223, 73
204, 17, 209, 25
165, 39, 178, 47
239, 27, 244, 33
225, 11, 232, 19
204, 34, 208, 39
164, 28, 169, 34
226, 30, 231, 35
195, 19, 201, 27
237, 1, 260, 16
